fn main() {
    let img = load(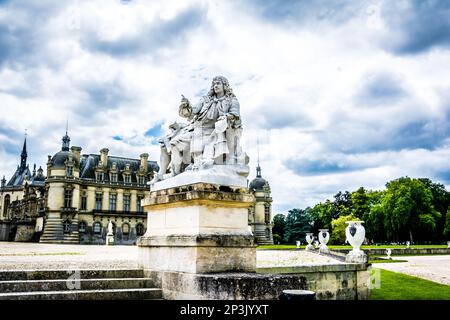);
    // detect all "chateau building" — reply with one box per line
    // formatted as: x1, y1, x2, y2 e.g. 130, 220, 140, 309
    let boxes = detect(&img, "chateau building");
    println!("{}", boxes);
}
1, 132, 274, 245
0, 132, 158, 244
0, 138, 46, 241
248, 163, 274, 245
